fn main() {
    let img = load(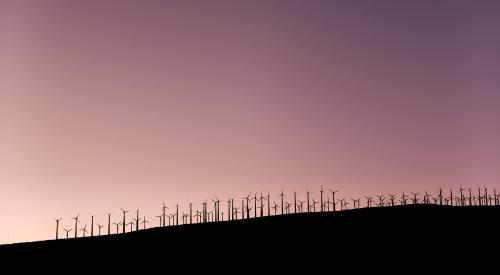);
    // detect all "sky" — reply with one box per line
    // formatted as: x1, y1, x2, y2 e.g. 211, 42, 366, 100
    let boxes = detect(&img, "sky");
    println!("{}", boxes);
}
1, 0, 500, 244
